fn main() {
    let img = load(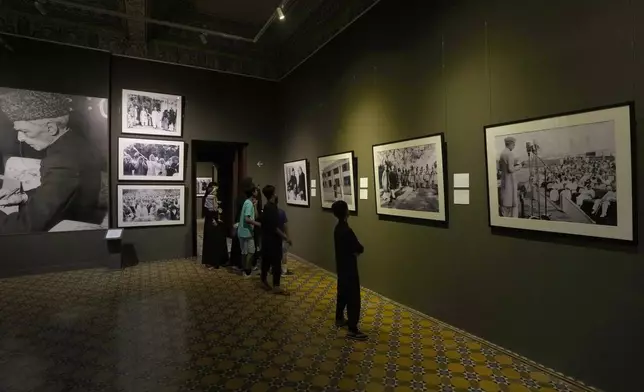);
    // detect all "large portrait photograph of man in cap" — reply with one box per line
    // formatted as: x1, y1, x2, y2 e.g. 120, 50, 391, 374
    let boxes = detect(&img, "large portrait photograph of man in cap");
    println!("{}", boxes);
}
0, 87, 109, 235
484, 104, 634, 241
